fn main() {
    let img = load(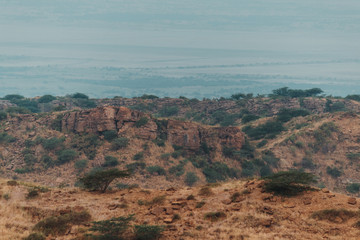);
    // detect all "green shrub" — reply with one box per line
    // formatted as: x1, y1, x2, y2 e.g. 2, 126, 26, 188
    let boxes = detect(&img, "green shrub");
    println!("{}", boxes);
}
301, 156, 315, 169
243, 120, 285, 140
135, 117, 149, 128
34, 211, 91, 236
14, 168, 32, 174
70, 93, 89, 99
75, 159, 88, 171
276, 108, 309, 122
134, 225, 165, 240
346, 152, 360, 161
146, 166, 166, 176
24, 154, 37, 166
75, 99, 96, 108
88, 215, 134, 240
71, 134, 99, 160
0, 132, 16, 143
42, 137, 65, 151
160, 153, 171, 161
102, 156, 119, 167
51, 114, 63, 131
103, 130, 118, 142
326, 166, 342, 178
346, 183, 360, 194
23, 233, 46, 240
111, 137, 129, 150
133, 152, 144, 161
0, 111, 7, 121
257, 140, 268, 148
242, 114, 260, 124
3, 94, 24, 101
10, 98, 40, 113
56, 149, 78, 165
41, 155, 54, 169
204, 212, 226, 222
38, 95, 56, 103
26, 189, 39, 199
184, 172, 199, 186
126, 162, 146, 172
159, 105, 179, 117
202, 162, 239, 183
169, 163, 185, 176
262, 170, 316, 196
79, 168, 130, 192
